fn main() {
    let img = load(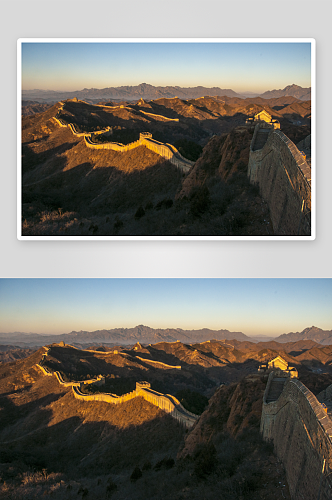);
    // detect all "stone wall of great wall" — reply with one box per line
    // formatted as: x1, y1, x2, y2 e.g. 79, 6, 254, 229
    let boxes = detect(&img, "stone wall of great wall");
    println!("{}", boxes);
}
72, 383, 197, 428
134, 356, 181, 370
261, 373, 332, 500
36, 348, 198, 428
52, 101, 193, 173
248, 124, 311, 236
36, 348, 105, 387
